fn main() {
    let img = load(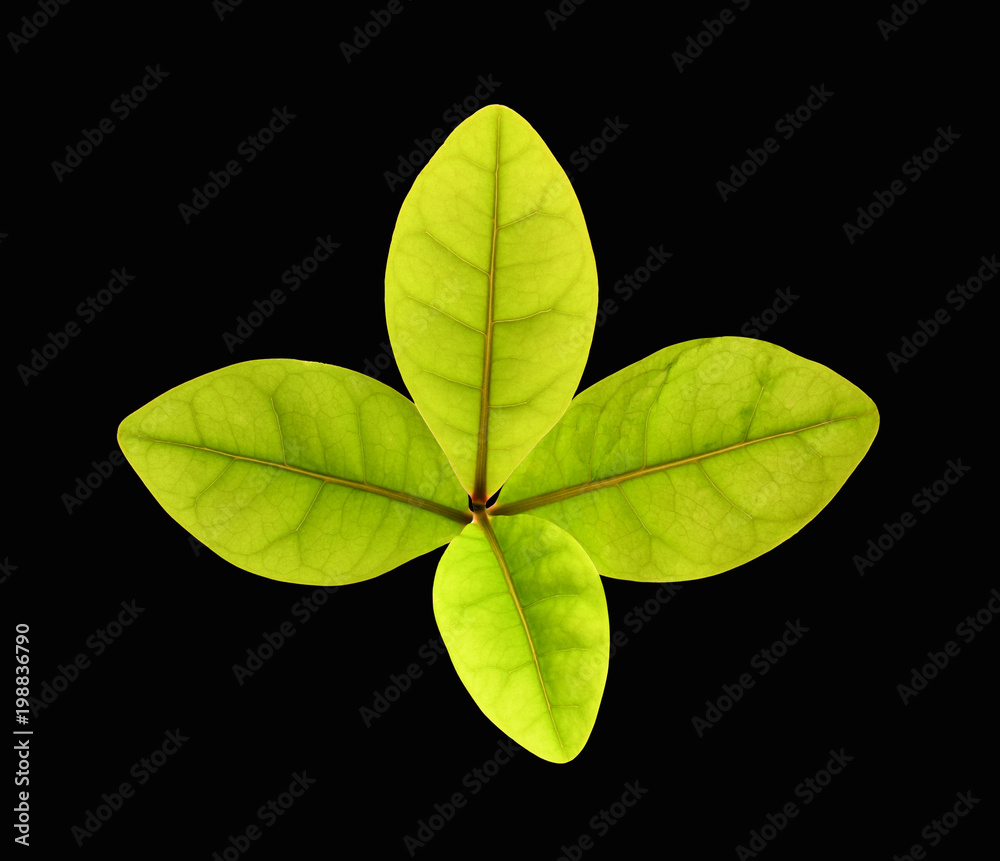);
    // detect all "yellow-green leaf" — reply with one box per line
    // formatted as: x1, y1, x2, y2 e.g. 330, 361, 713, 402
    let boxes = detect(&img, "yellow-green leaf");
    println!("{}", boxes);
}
385, 104, 598, 502
433, 514, 609, 762
118, 359, 470, 585
496, 337, 879, 581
